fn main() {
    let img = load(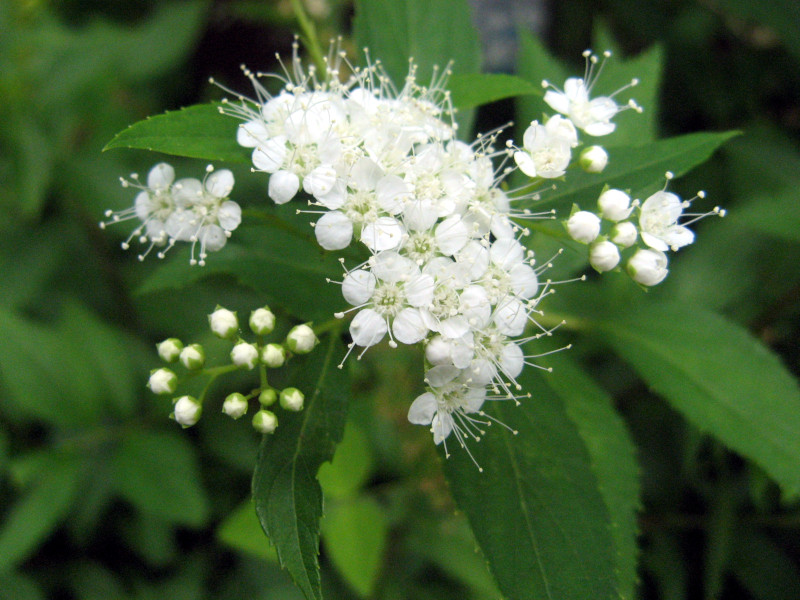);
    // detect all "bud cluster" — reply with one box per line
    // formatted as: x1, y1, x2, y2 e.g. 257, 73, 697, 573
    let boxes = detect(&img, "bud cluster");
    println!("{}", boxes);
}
147, 305, 319, 432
